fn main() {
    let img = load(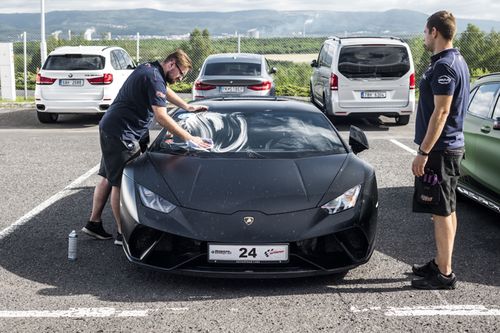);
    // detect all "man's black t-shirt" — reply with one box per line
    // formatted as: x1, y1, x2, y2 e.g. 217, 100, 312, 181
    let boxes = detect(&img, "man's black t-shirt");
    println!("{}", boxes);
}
99, 61, 167, 143
414, 48, 470, 150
